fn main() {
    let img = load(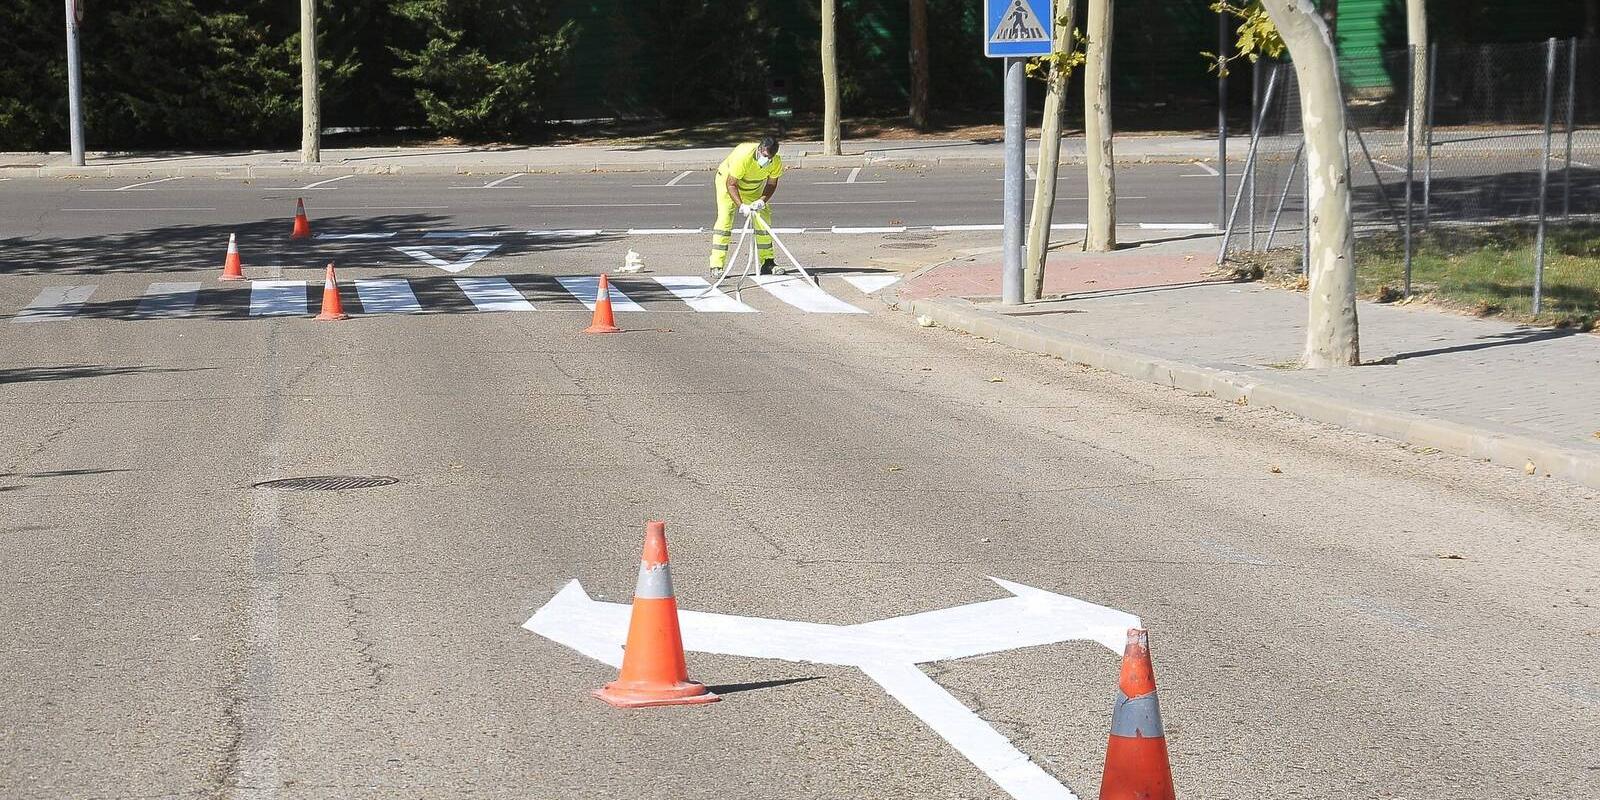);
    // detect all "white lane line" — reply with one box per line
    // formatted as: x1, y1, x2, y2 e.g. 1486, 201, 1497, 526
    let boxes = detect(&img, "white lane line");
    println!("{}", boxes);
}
531, 202, 680, 208
1373, 159, 1408, 174
1137, 222, 1217, 230
422, 230, 507, 239
110, 176, 184, 191
782, 199, 913, 205
1188, 161, 1220, 176
847, 166, 862, 183
556, 276, 647, 312
527, 229, 603, 237
1025, 163, 1037, 179
285, 174, 354, 190
249, 280, 307, 316
354, 278, 422, 314
651, 276, 757, 313
666, 170, 694, 186
316, 232, 397, 240
933, 223, 1003, 232
833, 225, 907, 234
751, 275, 865, 314
13, 285, 97, 323
136, 282, 201, 318
768, 227, 808, 234
815, 166, 888, 185
455, 277, 535, 312
61, 207, 217, 212
319, 205, 446, 210
627, 227, 702, 235
1051, 223, 1087, 230
1556, 156, 1597, 168
482, 173, 525, 189
840, 274, 902, 294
